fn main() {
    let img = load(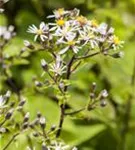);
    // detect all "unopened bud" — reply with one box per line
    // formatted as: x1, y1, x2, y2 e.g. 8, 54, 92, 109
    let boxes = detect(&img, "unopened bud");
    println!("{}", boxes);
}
100, 99, 107, 107
39, 117, 46, 129
18, 98, 26, 106
92, 82, 96, 91
22, 122, 29, 130
111, 51, 124, 58
23, 112, 30, 122
90, 93, 95, 99
5, 109, 14, 120
35, 81, 42, 87
42, 143, 48, 150
41, 59, 48, 71
50, 124, 56, 131
24, 40, 35, 49
33, 132, 39, 137
37, 111, 42, 118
